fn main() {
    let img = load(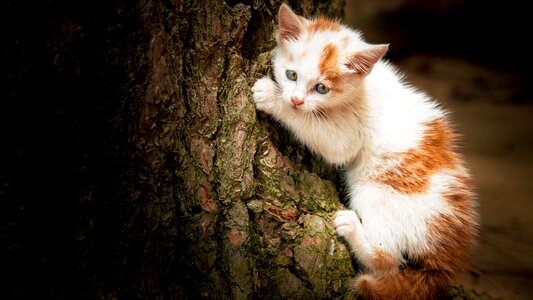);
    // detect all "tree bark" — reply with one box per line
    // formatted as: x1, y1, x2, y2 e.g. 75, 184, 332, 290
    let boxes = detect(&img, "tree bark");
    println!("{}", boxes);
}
80, 0, 351, 298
